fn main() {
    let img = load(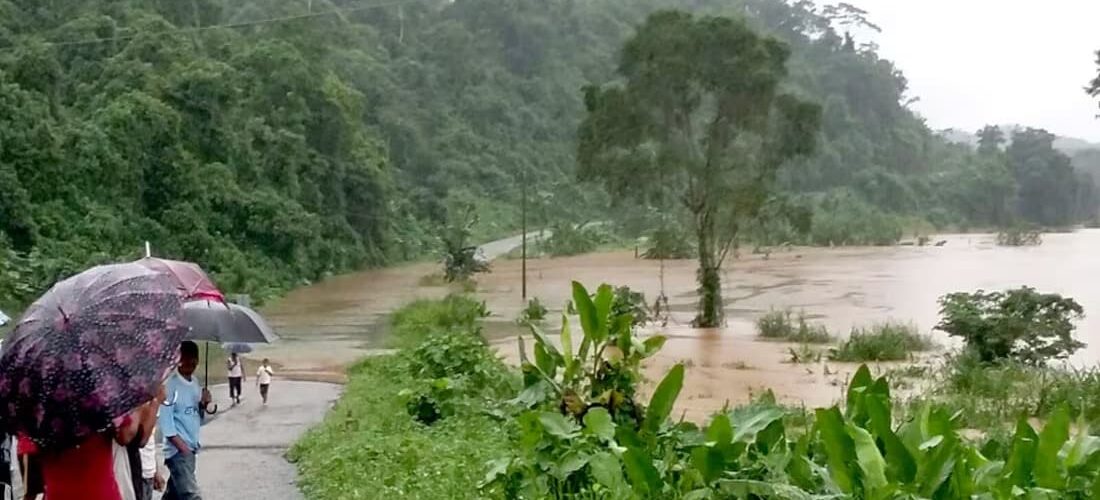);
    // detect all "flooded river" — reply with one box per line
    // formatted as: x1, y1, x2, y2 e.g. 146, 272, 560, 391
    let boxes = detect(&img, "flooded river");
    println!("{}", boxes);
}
258, 230, 1100, 416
